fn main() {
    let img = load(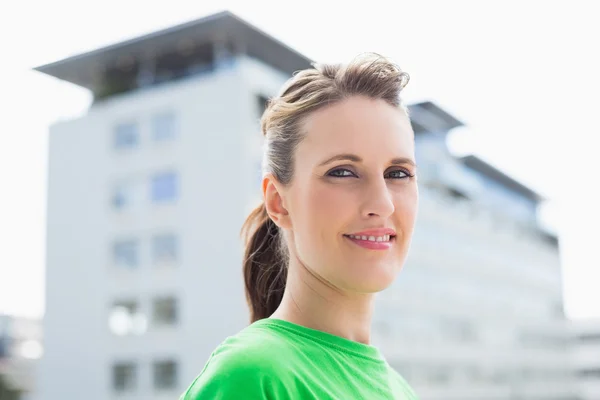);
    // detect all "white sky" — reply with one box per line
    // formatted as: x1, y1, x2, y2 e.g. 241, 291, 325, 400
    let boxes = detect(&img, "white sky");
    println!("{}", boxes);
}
0, 0, 597, 320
